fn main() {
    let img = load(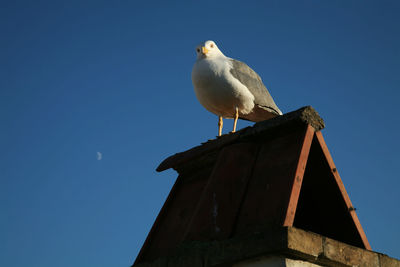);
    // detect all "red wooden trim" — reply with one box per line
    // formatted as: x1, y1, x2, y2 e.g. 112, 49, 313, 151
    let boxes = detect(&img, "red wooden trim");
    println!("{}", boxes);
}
315, 131, 372, 250
283, 124, 315, 226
